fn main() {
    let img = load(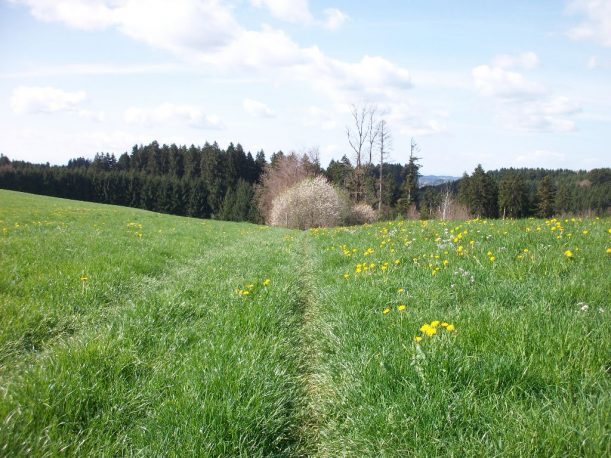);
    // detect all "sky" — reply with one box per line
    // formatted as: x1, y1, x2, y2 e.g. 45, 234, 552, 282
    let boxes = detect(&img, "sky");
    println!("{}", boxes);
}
0, 0, 610, 175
